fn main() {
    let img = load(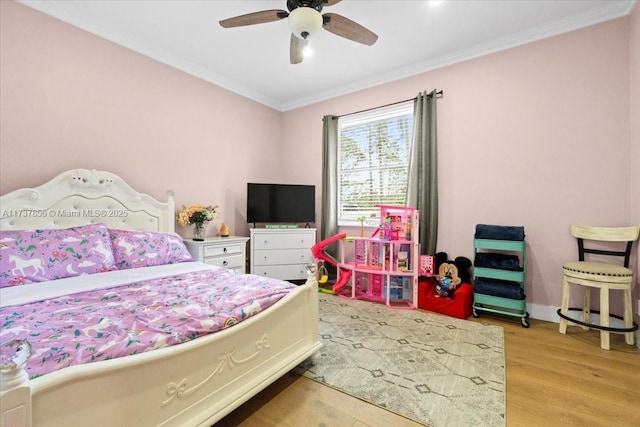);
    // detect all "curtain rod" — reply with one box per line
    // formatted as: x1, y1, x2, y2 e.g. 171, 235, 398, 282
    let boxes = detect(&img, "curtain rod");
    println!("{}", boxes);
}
334, 90, 443, 119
